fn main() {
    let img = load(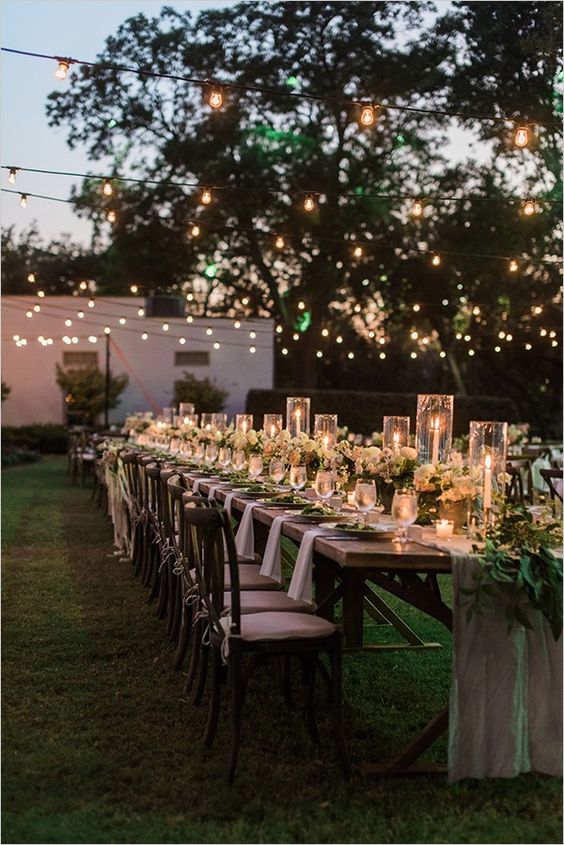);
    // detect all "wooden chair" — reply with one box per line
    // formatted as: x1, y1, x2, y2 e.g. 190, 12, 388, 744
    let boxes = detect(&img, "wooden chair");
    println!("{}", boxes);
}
540, 469, 563, 502
185, 505, 350, 783
506, 459, 533, 503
